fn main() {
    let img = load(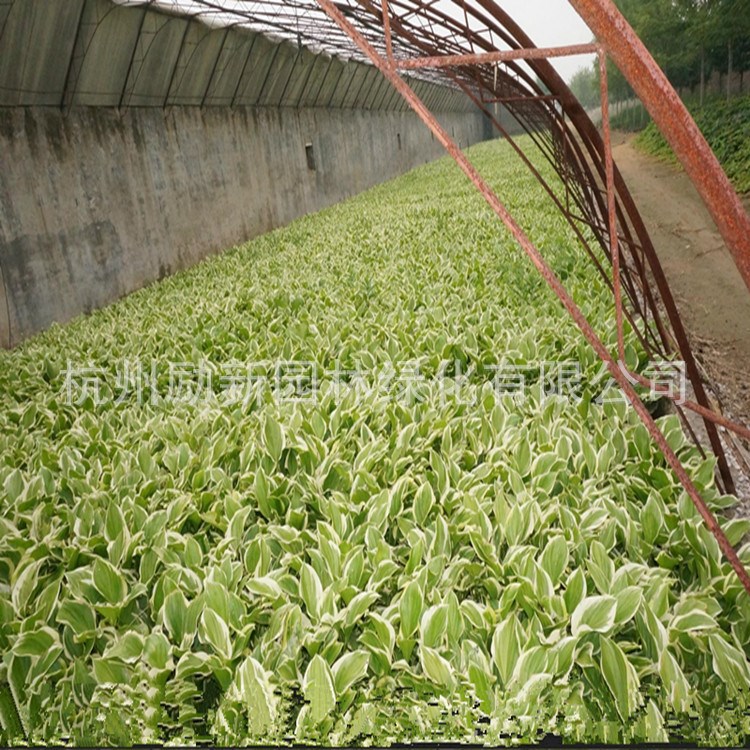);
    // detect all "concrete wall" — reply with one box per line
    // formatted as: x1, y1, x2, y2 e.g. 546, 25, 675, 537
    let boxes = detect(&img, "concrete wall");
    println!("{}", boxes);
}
0, 105, 489, 347
0, 0, 492, 346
